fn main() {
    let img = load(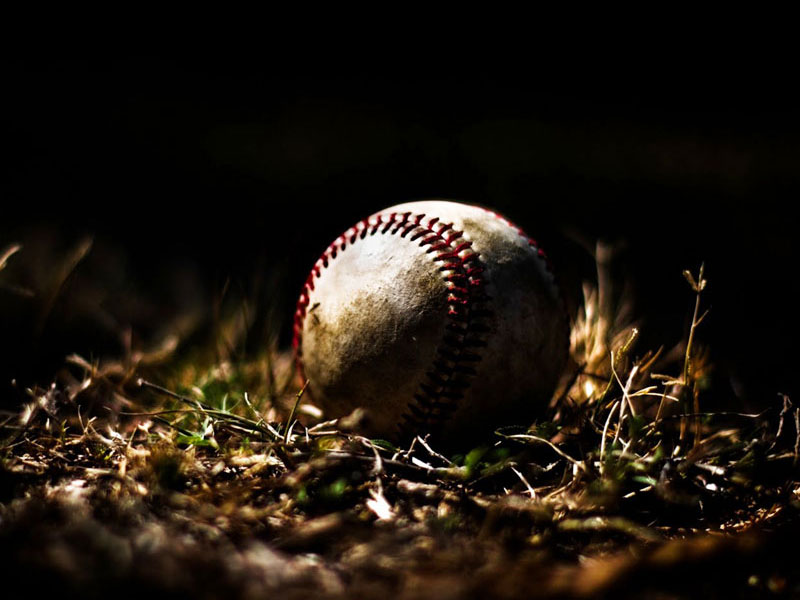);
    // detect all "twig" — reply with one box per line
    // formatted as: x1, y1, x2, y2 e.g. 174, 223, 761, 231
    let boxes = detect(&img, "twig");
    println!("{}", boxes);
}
773, 394, 792, 449
315, 450, 459, 480
654, 388, 669, 426
511, 466, 536, 498
682, 264, 706, 387
647, 410, 766, 422
600, 400, 620, 474
242, 392, 268, 430
680, 263, 707, 443
358, 436, 384, 476
501, 433, 586, 471
284, 380, 309, 444
138, 379, 203, 408
416, 435, 454, 466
